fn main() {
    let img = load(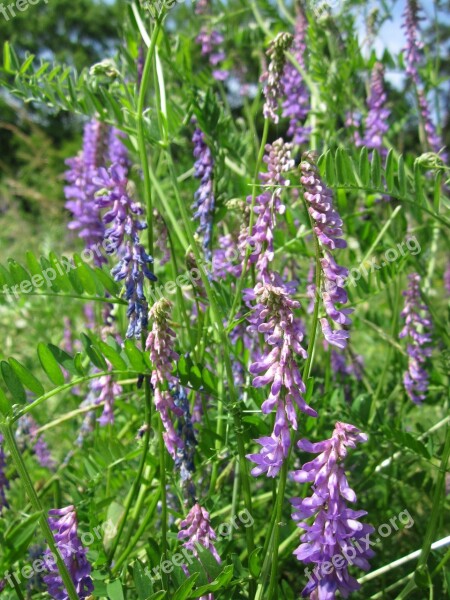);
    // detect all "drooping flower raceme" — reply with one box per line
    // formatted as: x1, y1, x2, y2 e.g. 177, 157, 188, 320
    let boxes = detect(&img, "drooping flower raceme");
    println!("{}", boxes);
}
146, 298, 184, 457
399, 273, 433, 404
300, 152, 353, 349
359, 62, 390, 158
173, 386, 197, 500
246, 139, 294, 283
43, 506, 94, 600
282, 12, 310, 144
90, 366, 123, 426
65, 119, 108, 265
0, 434, 9, 511
95, 138, 157, 338
261, 32, 293, 123
291, 422, 374, 599
402, 0, 423, 84
401, 1, 447, 159
246, 282, 316, 478
178, 503, 221, 563
192, 125, 215, 259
